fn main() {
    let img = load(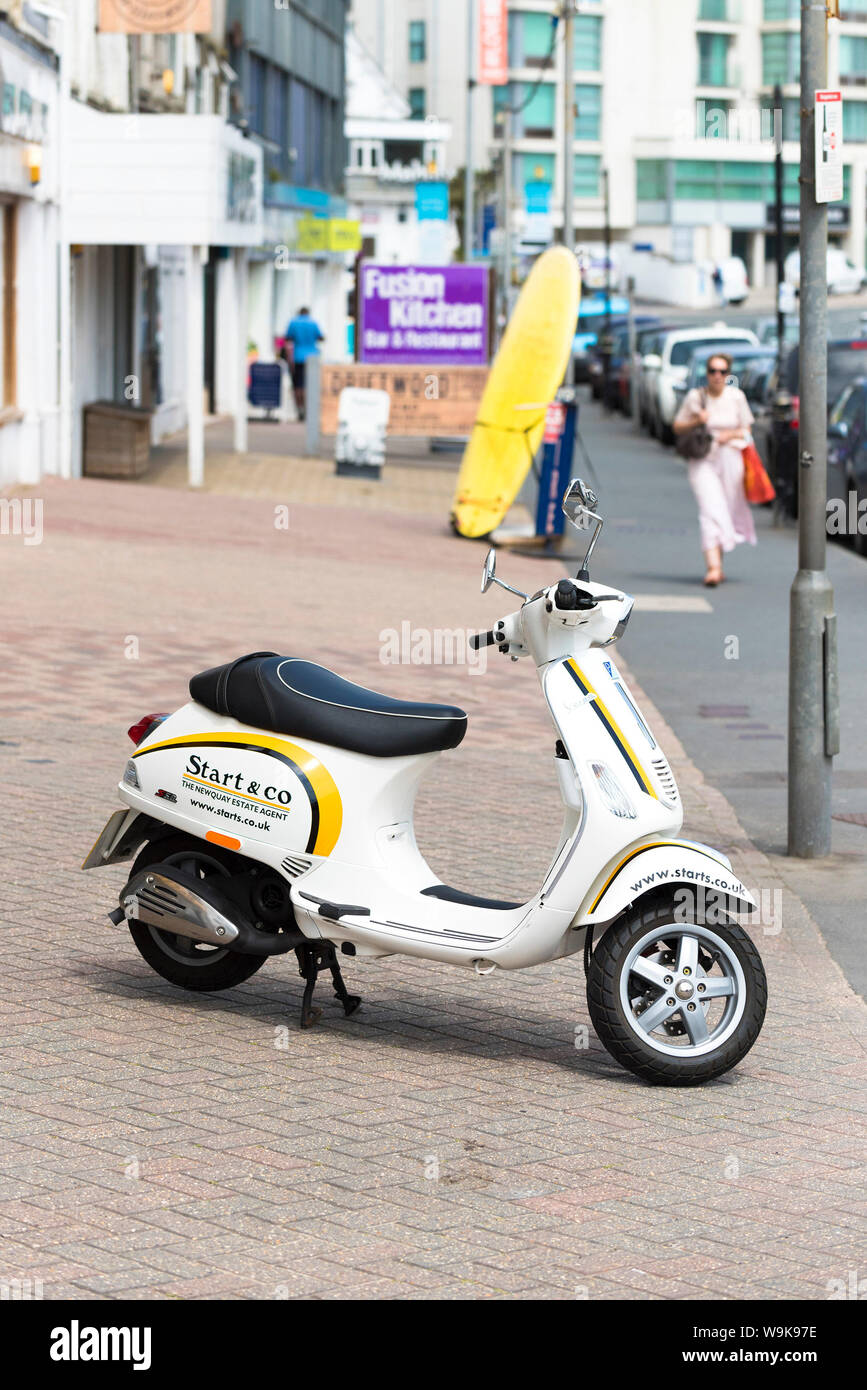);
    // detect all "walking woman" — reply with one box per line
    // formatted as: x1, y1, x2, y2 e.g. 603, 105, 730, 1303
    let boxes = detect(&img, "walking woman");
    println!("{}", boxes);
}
673, 352, 756, 586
